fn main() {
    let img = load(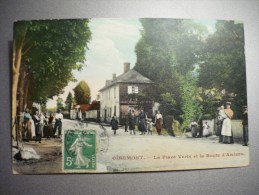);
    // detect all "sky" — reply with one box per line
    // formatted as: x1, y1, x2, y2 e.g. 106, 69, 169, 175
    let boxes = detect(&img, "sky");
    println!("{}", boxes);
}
46, 18, 216, 109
